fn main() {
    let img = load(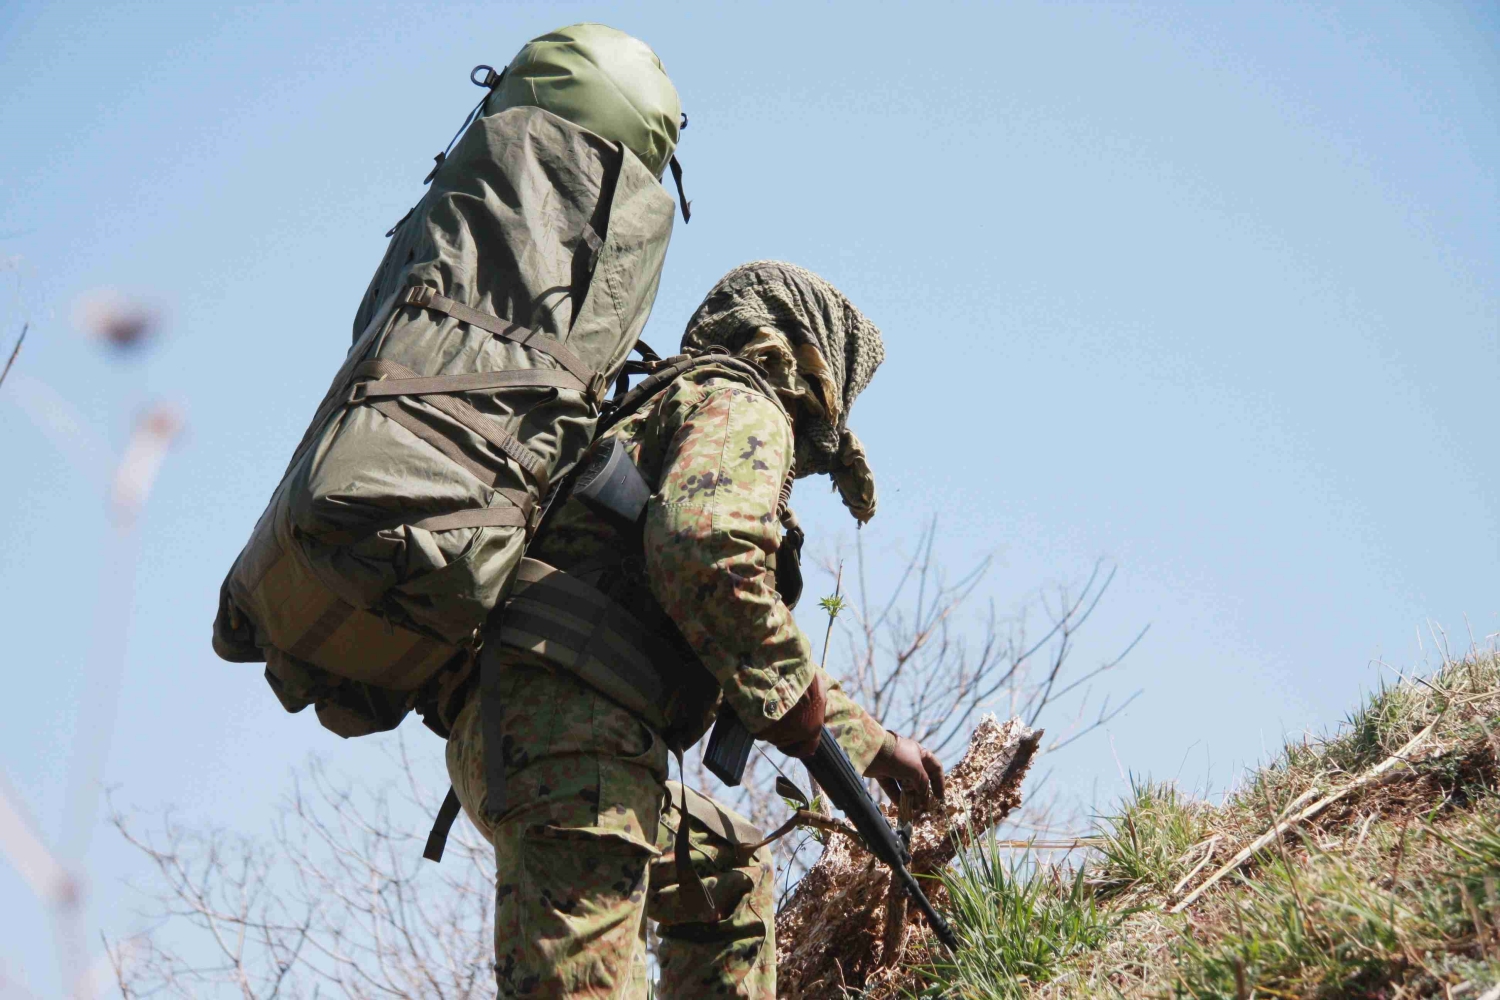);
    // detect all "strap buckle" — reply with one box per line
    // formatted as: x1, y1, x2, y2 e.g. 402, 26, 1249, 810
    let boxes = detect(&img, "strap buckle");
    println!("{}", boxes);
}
647, 354, 690, 373
404, 285, 435, 308
346, 380, 371, 404
586, 371, 610, 405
